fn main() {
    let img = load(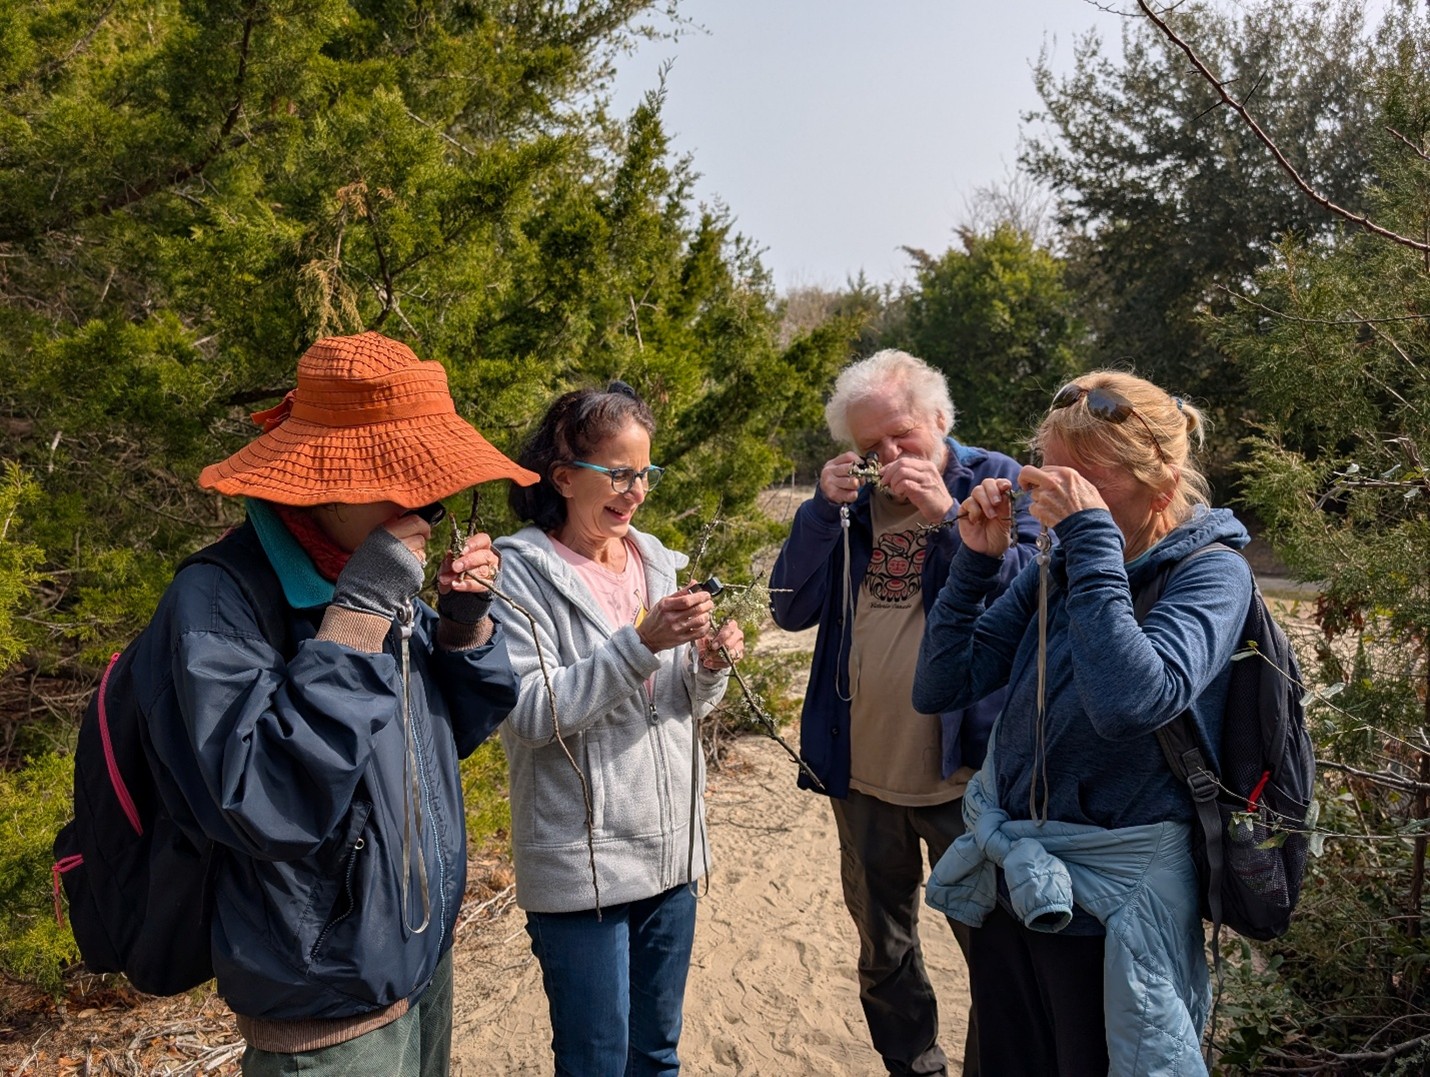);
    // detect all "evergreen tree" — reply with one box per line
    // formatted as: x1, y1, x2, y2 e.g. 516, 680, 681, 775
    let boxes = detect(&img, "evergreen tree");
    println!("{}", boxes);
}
1200, 1, 1430, 1066
0, 0, 847, 686
893, 224, 1087, 457
1023, 0, 1378, 442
